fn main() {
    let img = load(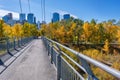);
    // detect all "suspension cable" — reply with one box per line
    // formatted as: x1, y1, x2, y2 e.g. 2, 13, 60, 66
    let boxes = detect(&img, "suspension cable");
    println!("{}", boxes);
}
41, 0, 46, 22
43, 0, 46, 22
19, 0, 22, 13
28, 0, 31, 13
41, 0, 43, 21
